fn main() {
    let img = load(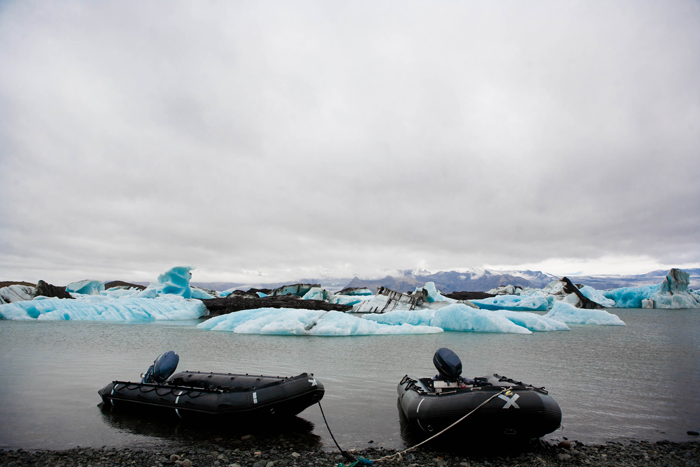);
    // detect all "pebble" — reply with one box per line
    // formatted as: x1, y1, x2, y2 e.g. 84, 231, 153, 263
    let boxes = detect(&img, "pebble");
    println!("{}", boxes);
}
0, 439, 698, 467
